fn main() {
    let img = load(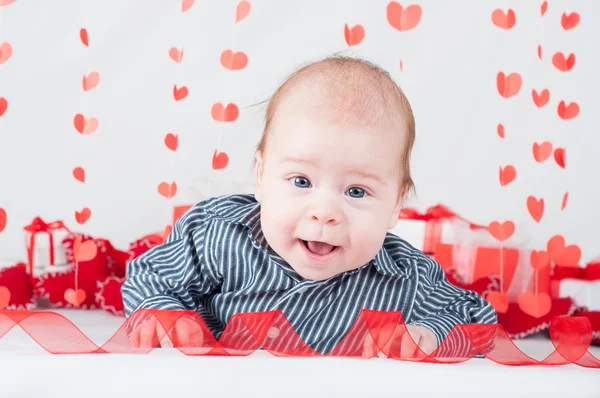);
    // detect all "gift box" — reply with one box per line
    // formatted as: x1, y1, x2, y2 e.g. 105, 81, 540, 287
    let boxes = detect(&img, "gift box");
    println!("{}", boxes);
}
551, 262, 600, 311
23, 217, 72, 279
391, 204, 489, 255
